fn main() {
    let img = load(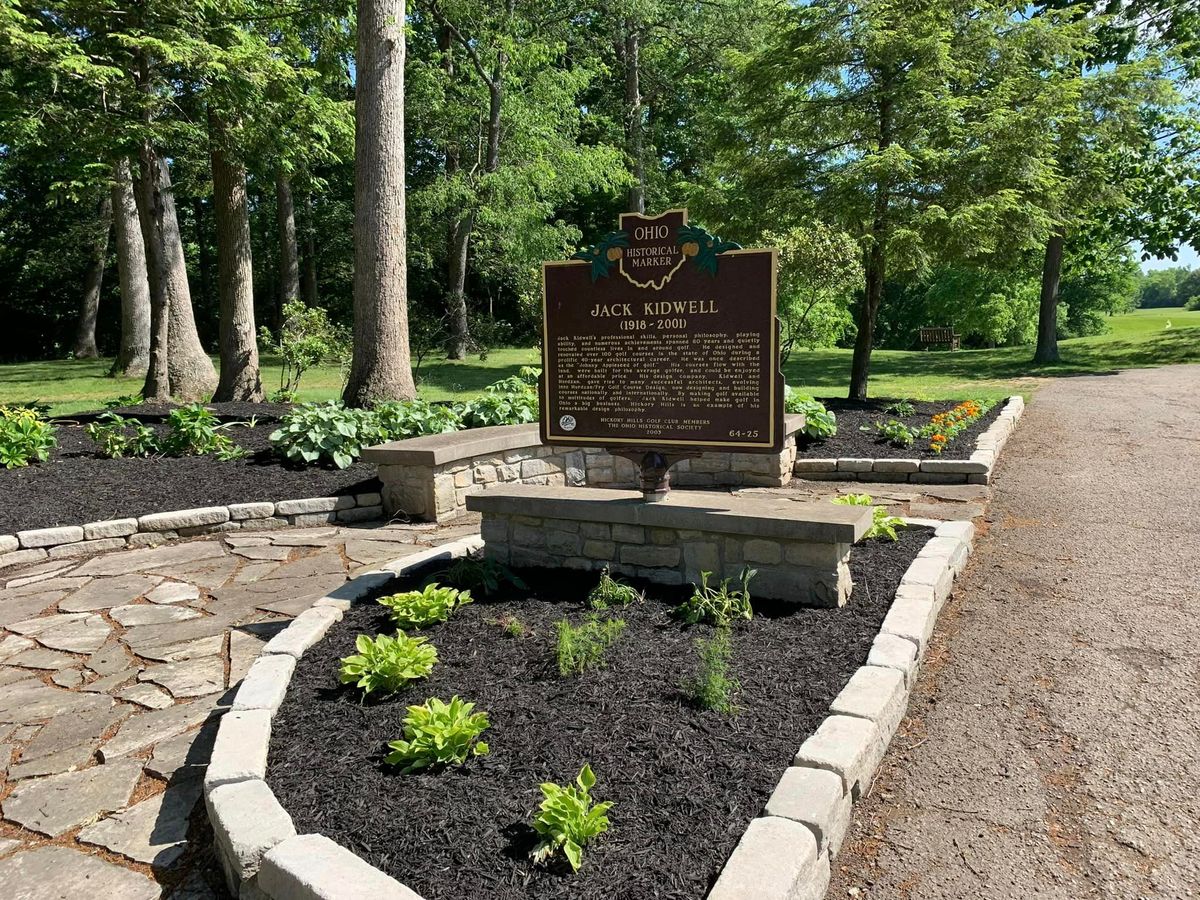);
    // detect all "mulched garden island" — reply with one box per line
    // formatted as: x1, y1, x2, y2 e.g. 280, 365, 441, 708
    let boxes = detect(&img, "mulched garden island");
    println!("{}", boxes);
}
266, 526, 933, 900
797, 397, 1004, 460
0, 416, 377, 533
